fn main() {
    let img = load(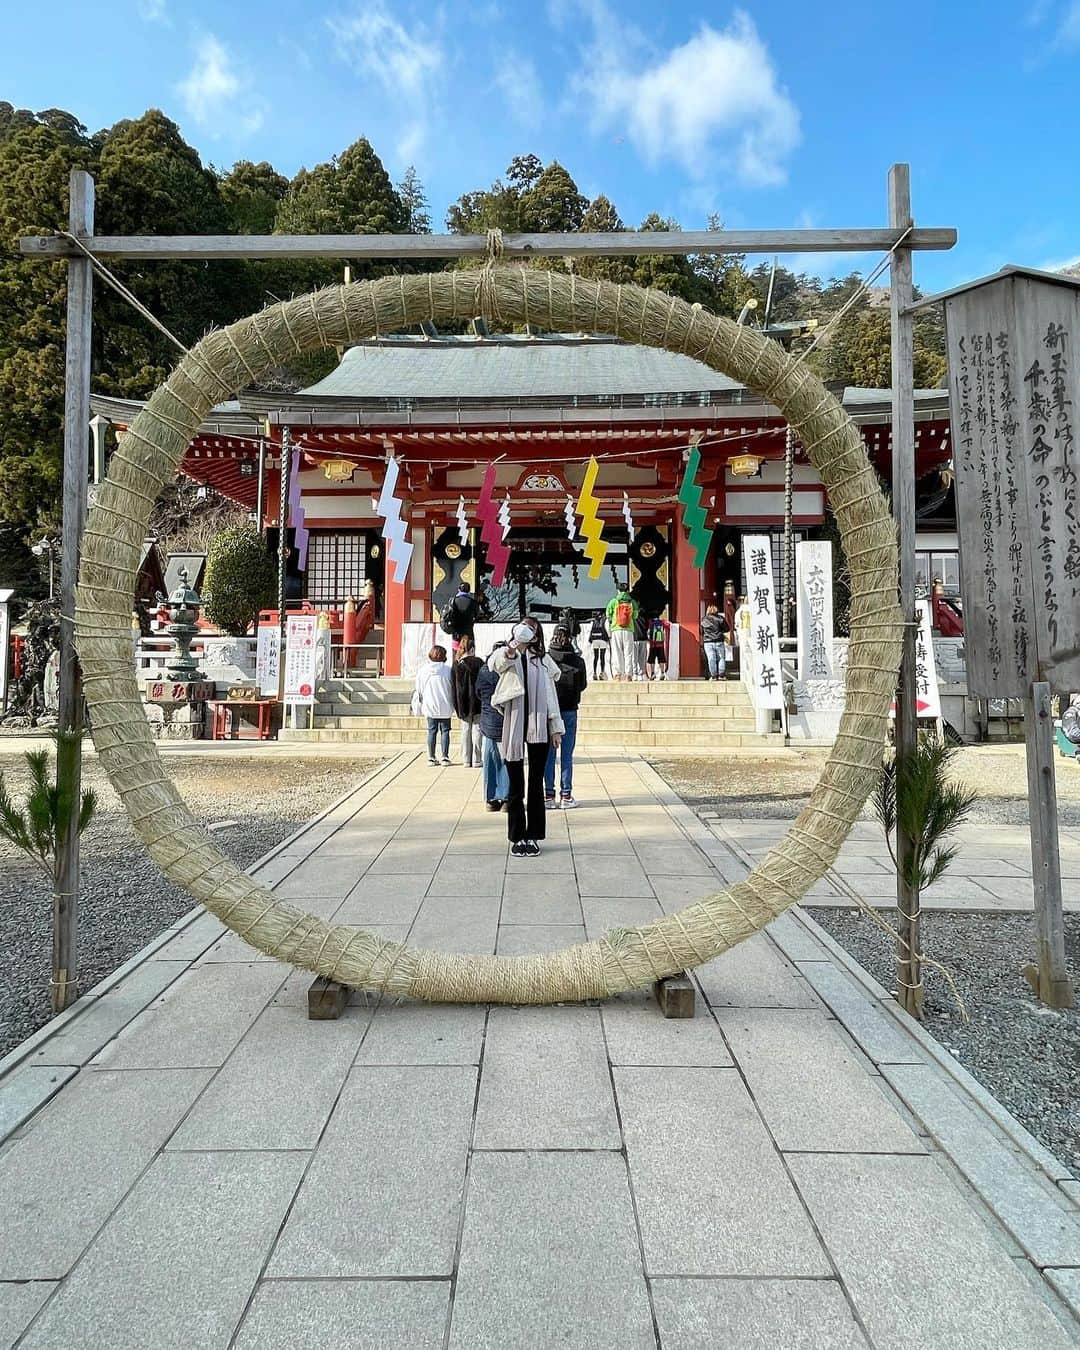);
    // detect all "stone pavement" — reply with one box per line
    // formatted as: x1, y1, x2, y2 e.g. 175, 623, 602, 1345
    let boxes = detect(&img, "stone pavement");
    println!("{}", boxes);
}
1, 749, 1078, 1348
705, 813, 1080, 912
